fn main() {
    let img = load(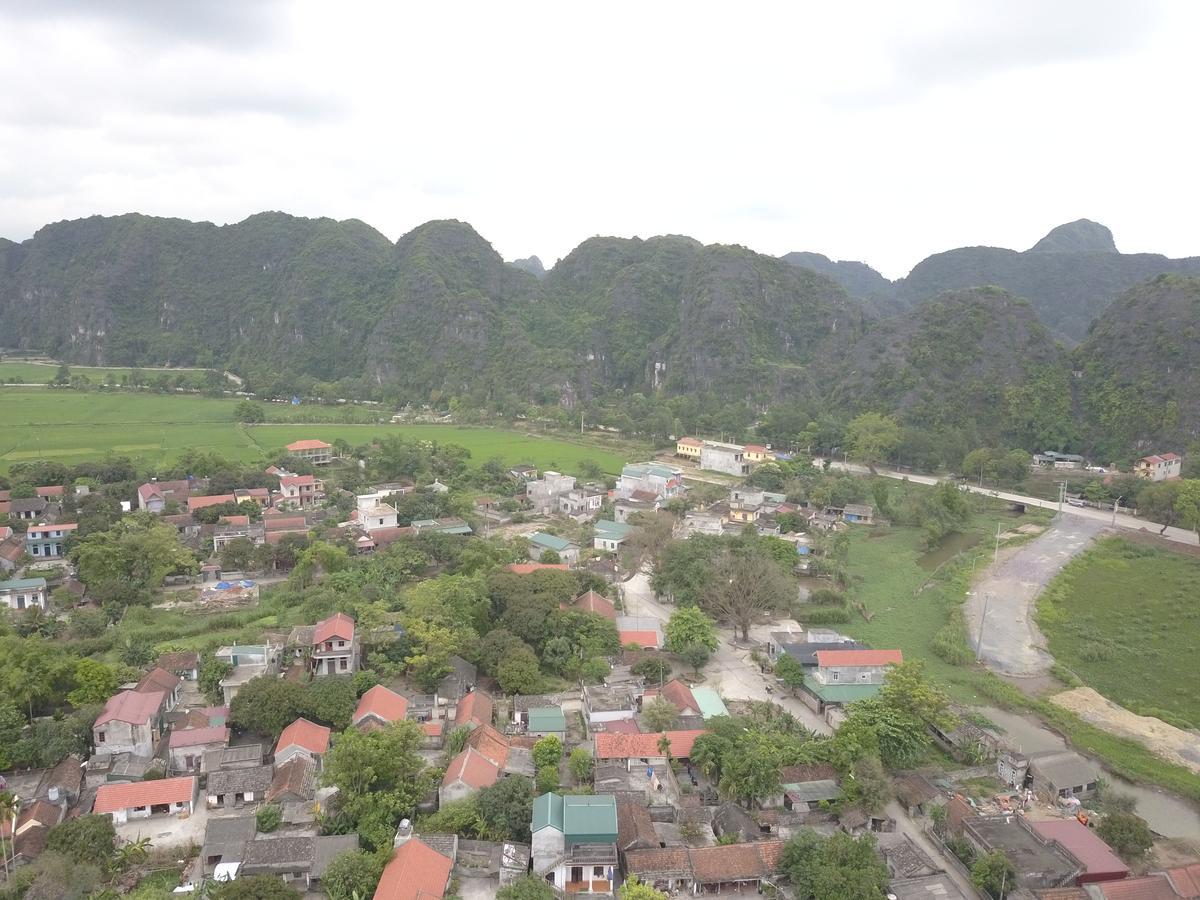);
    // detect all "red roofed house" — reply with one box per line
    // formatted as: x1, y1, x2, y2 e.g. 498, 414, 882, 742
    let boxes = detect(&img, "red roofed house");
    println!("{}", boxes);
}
188, 494, 237, 513
168, 726, 230, 774
1031, 819, 1129, 885
440, 727, 511, 805
278, 474, 324, 508
619, 629, 661, 650
675, 437, 703, 460
275, 718, 331, 767
595, 730, 707, 767
1135, 452, 1183, 482
743, 444, 772, 463
135, 666, 182, 712
564, 589, 617, 621
312, 612, 358, 676
644, 679, 700, 717
137, 479, 192, 513
26, 522, 78, 559
354, 685, 409, 731
813, 649, 903, 685
373, 836, 453, 900
94, 776, 196, 825
1166, 863, 1200, 897
454, 690, 494, 730
94, 690, 168, 756
286, 439, 333, 466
